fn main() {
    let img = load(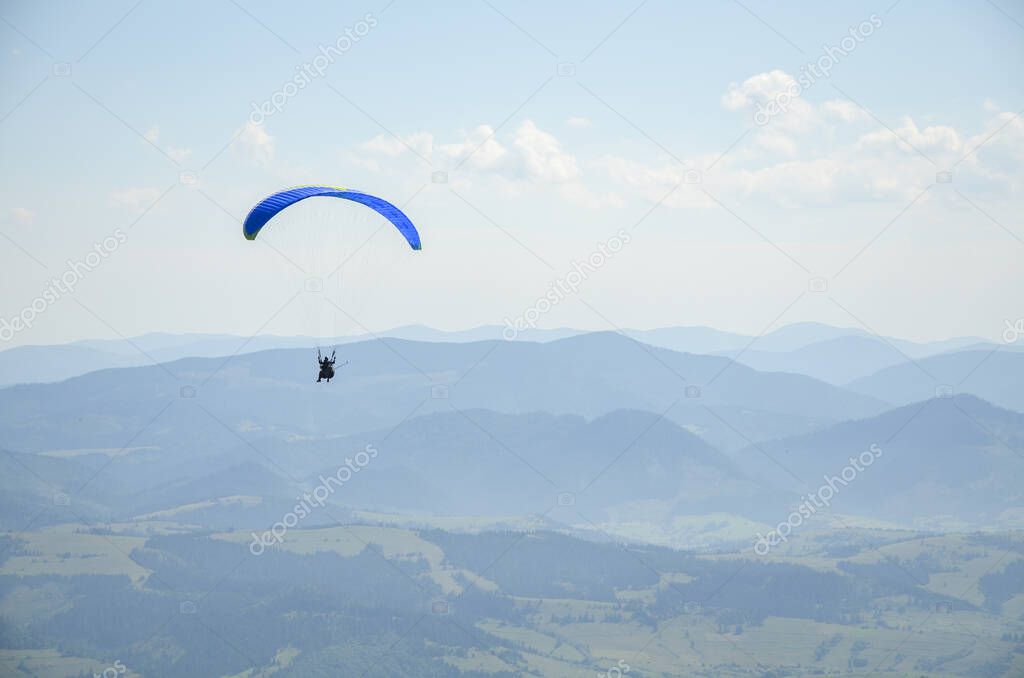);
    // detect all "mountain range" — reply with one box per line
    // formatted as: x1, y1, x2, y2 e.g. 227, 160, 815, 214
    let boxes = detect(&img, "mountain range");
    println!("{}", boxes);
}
3, 321, 1014, 387
1, 330, 1021, 538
